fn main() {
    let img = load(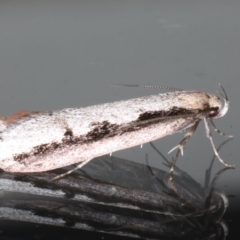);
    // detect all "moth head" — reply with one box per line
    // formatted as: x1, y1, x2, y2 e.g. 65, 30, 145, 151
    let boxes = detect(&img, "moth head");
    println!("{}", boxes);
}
208, 84, 229, 119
